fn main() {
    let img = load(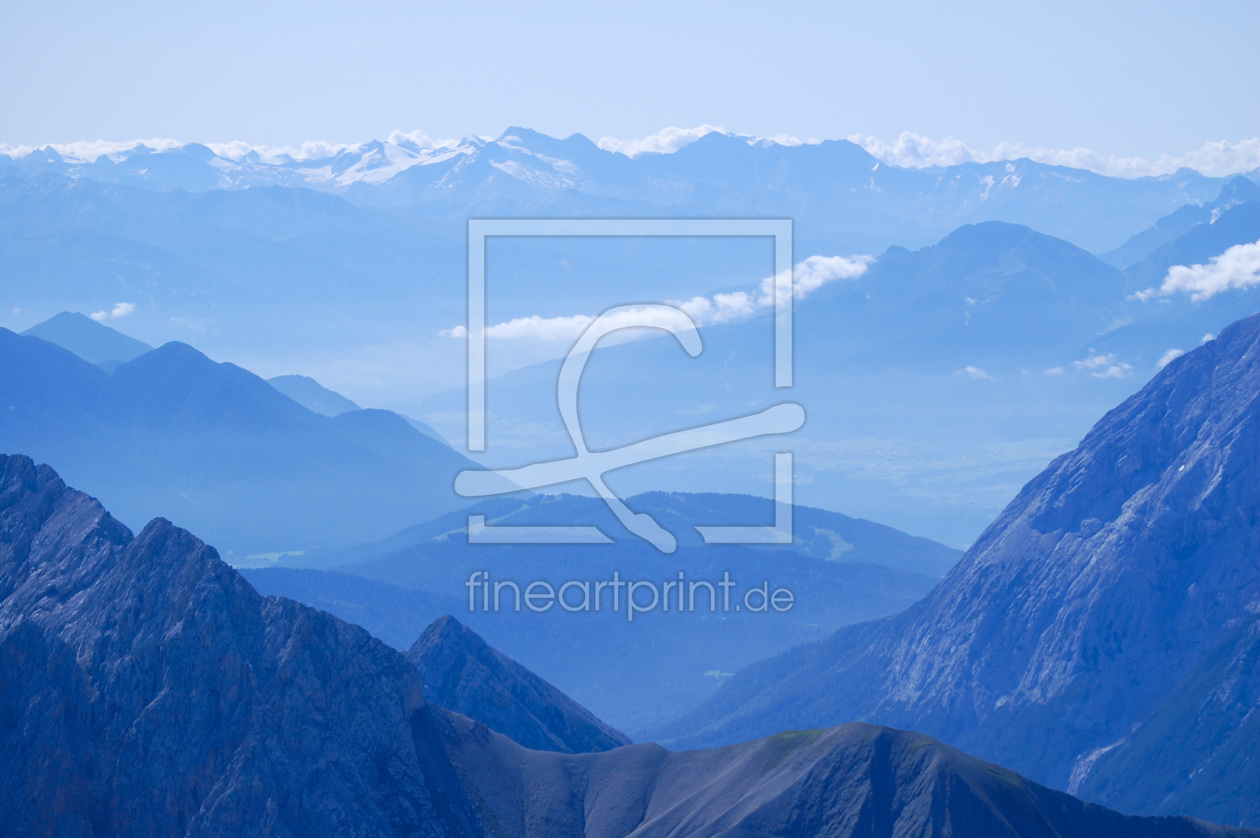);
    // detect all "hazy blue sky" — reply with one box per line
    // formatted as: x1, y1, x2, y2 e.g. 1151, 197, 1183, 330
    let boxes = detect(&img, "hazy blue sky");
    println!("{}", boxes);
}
3, 0, 1257, 158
